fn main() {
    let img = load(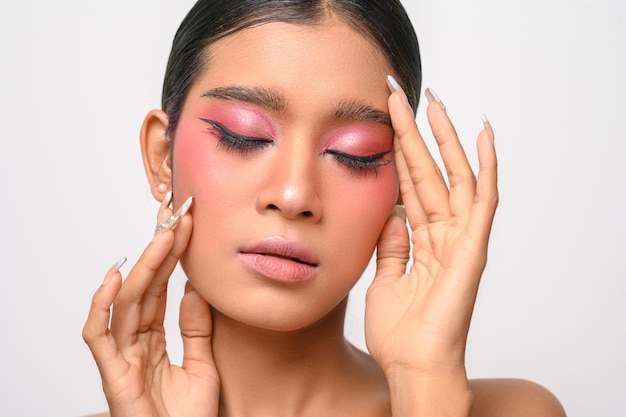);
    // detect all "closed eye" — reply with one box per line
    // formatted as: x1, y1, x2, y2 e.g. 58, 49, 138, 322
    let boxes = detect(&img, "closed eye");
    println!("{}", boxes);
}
198, 117, 273, 156
324, 149, 392, 177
